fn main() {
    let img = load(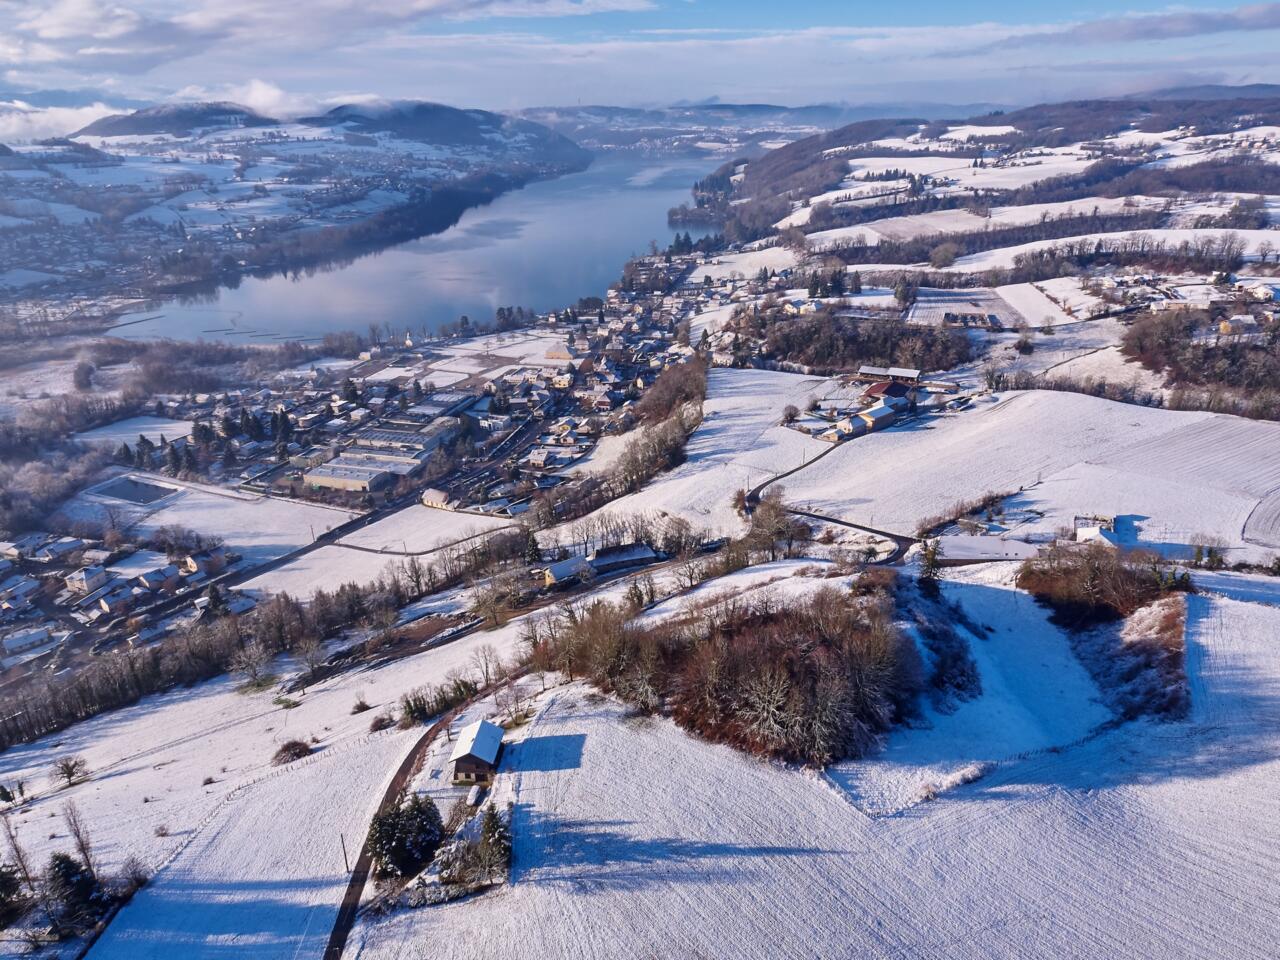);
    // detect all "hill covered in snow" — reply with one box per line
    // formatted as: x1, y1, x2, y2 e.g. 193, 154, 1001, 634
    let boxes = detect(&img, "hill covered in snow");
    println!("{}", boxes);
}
74, 102, 277, 138
0, 98, 592, 308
